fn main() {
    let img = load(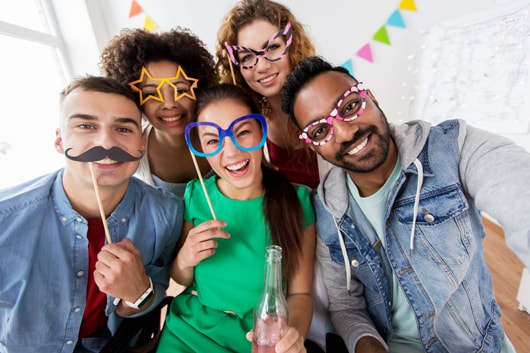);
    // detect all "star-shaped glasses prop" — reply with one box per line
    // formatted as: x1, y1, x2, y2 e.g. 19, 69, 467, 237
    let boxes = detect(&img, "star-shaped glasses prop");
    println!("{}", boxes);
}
128, 66, 199, 105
